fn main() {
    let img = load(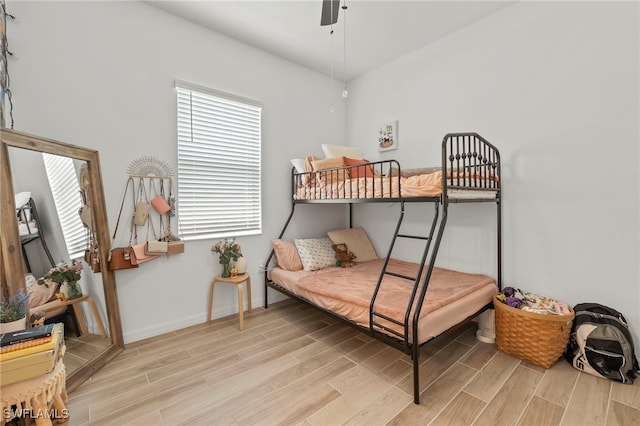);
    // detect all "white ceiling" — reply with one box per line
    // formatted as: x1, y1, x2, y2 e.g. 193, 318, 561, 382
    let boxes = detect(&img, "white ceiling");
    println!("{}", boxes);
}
145, 1, 515, 81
